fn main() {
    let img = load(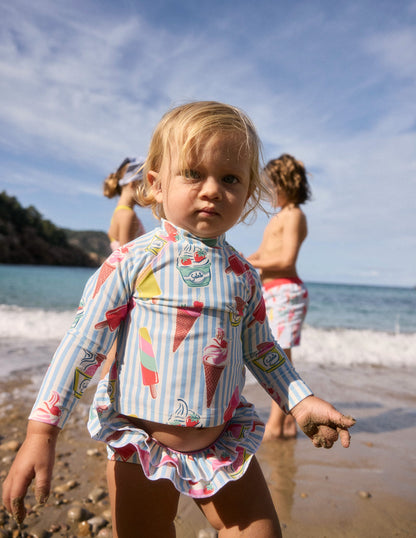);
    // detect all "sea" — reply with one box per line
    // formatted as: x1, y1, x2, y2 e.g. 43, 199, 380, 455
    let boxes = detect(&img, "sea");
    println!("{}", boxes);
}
0, 264, 415, 382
